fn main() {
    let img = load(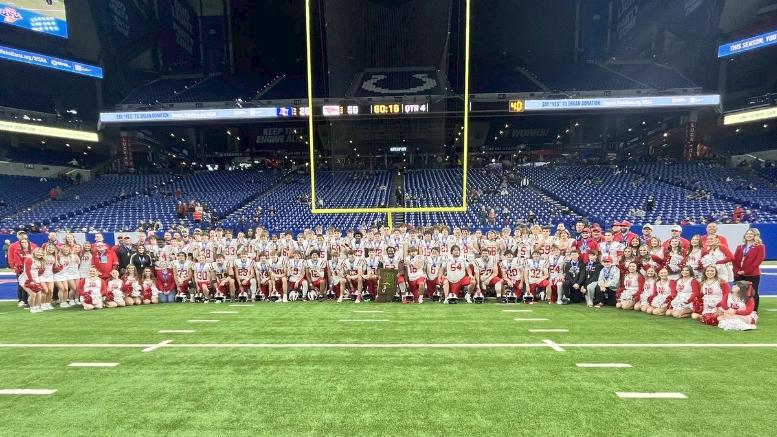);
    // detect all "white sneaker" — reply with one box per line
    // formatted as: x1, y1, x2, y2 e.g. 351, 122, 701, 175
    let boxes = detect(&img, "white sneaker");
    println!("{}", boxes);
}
17, 301, 26, 308
42, 303, 54, 311
59, 302, 70, 308
465, 293, 472, 303
418, 296, 423, 304
30, 306, 43, 314
282, 296, 288, 303
743, 324, 757, 331
337, 297, 343, 303
355, 299, 361, 304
